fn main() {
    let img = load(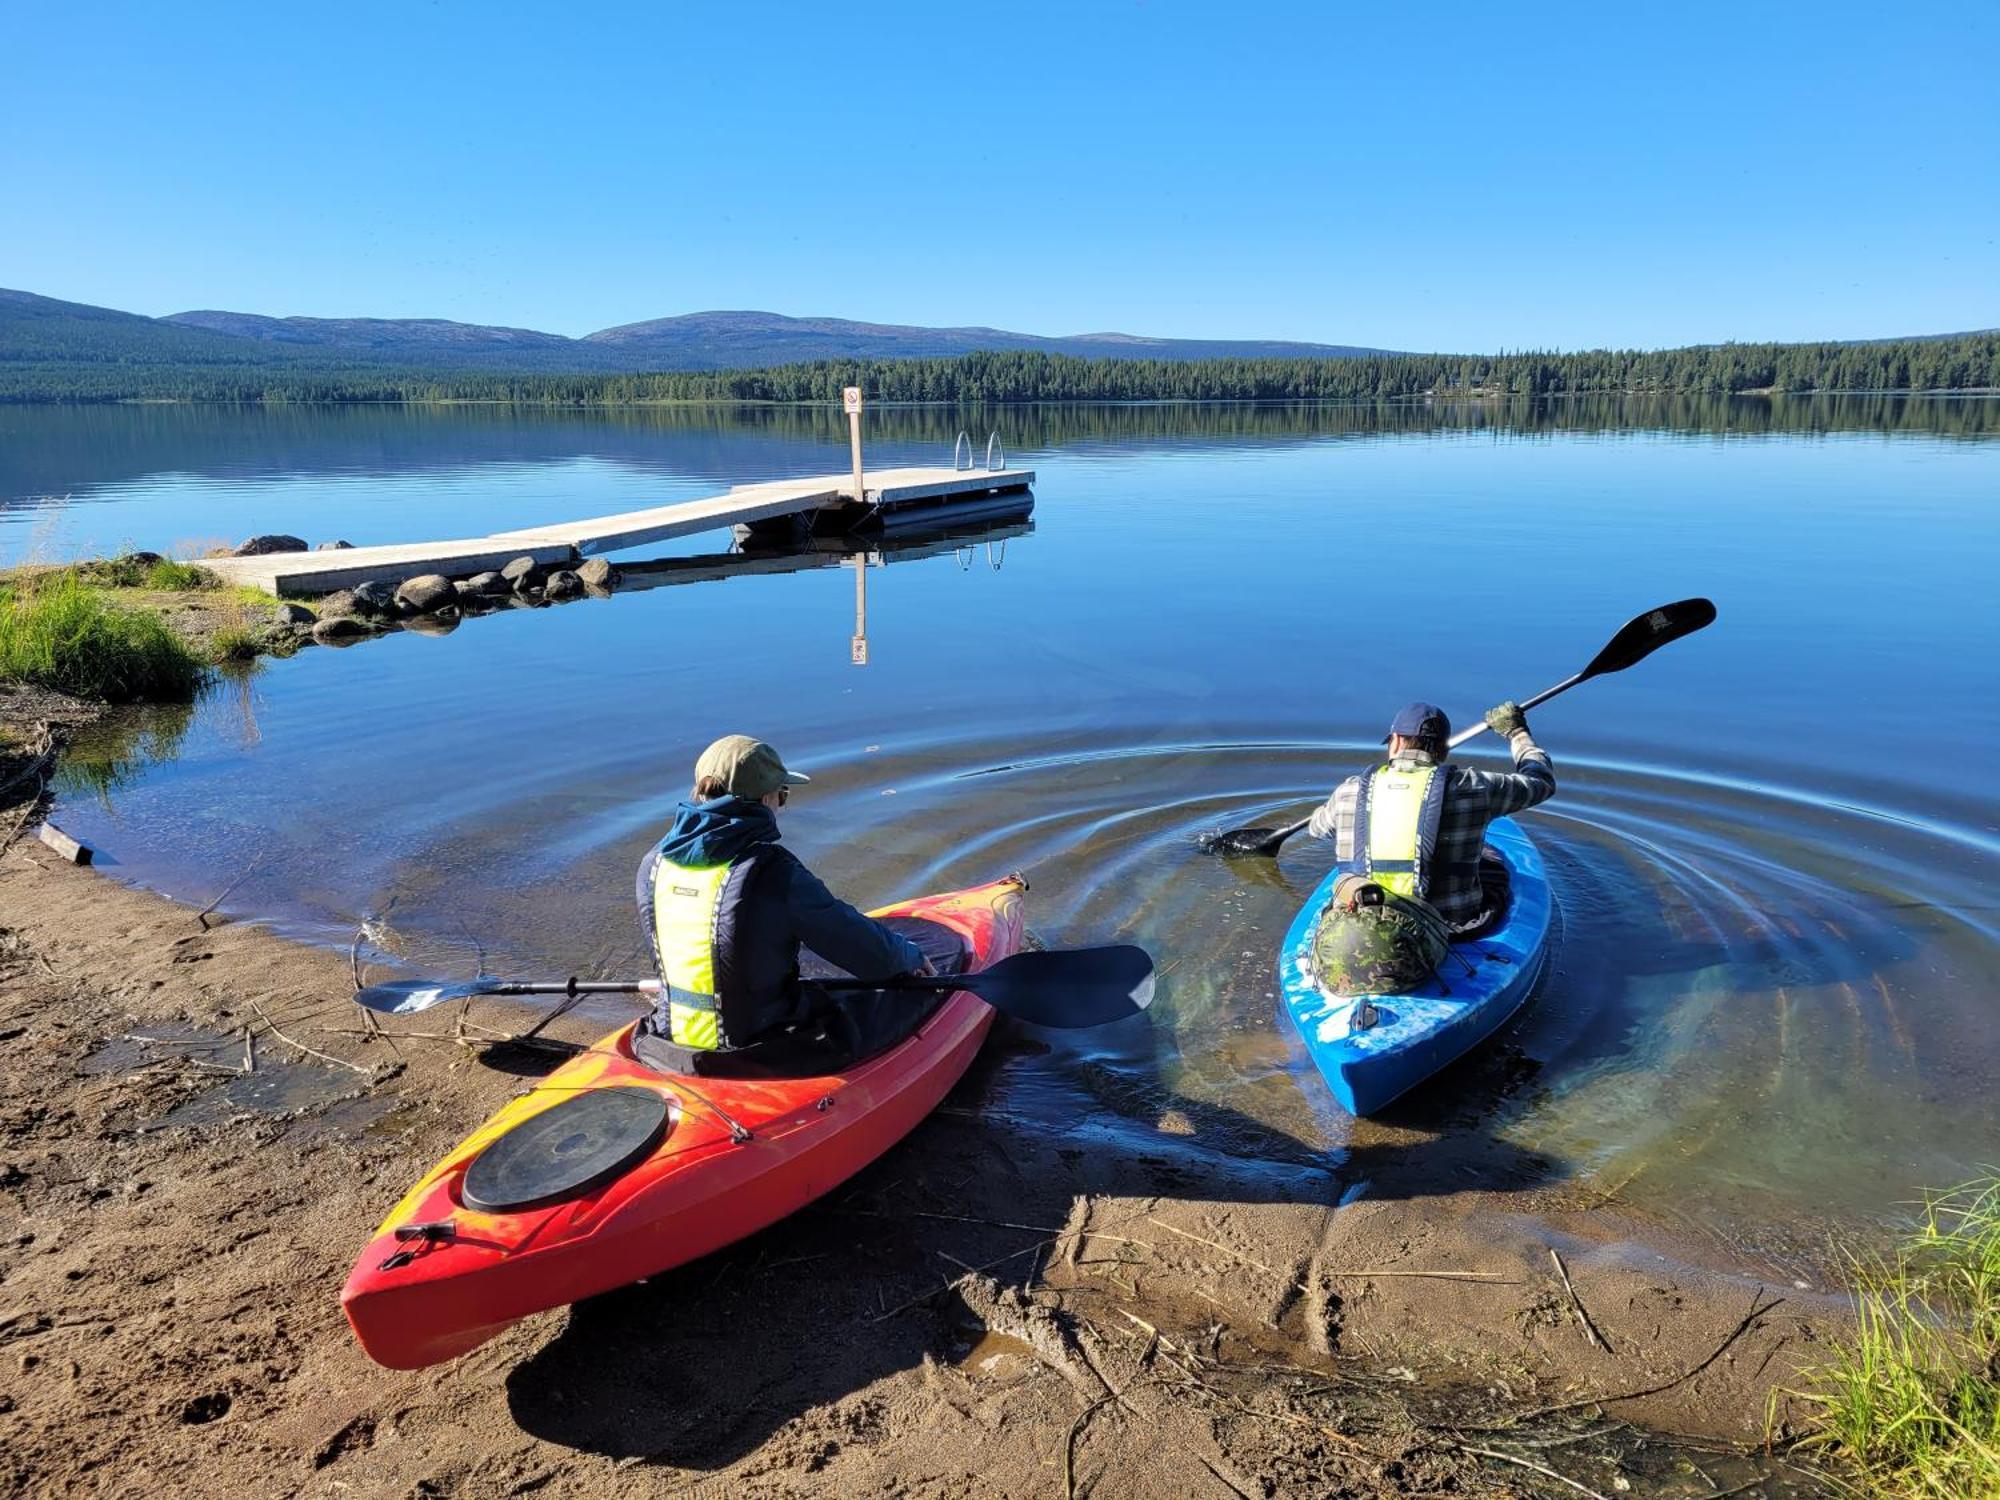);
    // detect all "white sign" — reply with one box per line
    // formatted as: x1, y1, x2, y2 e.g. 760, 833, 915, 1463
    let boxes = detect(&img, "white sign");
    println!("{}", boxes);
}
851, 635, 869, 665
842, 386, 862, 415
